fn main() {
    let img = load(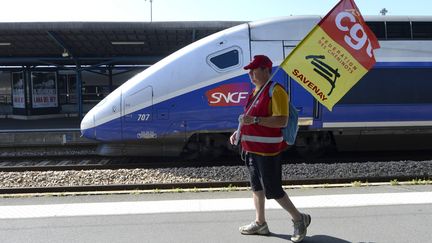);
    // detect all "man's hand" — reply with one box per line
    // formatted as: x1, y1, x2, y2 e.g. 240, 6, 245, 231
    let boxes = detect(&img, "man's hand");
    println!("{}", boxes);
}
229, 131, 238, 145
239, 114, 255, 125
